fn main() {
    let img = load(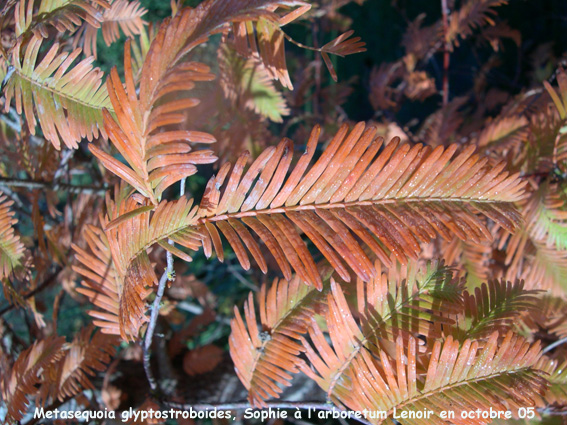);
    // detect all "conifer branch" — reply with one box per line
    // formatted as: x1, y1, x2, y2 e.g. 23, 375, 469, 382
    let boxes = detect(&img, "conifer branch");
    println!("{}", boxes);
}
0, 177, 107, 194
